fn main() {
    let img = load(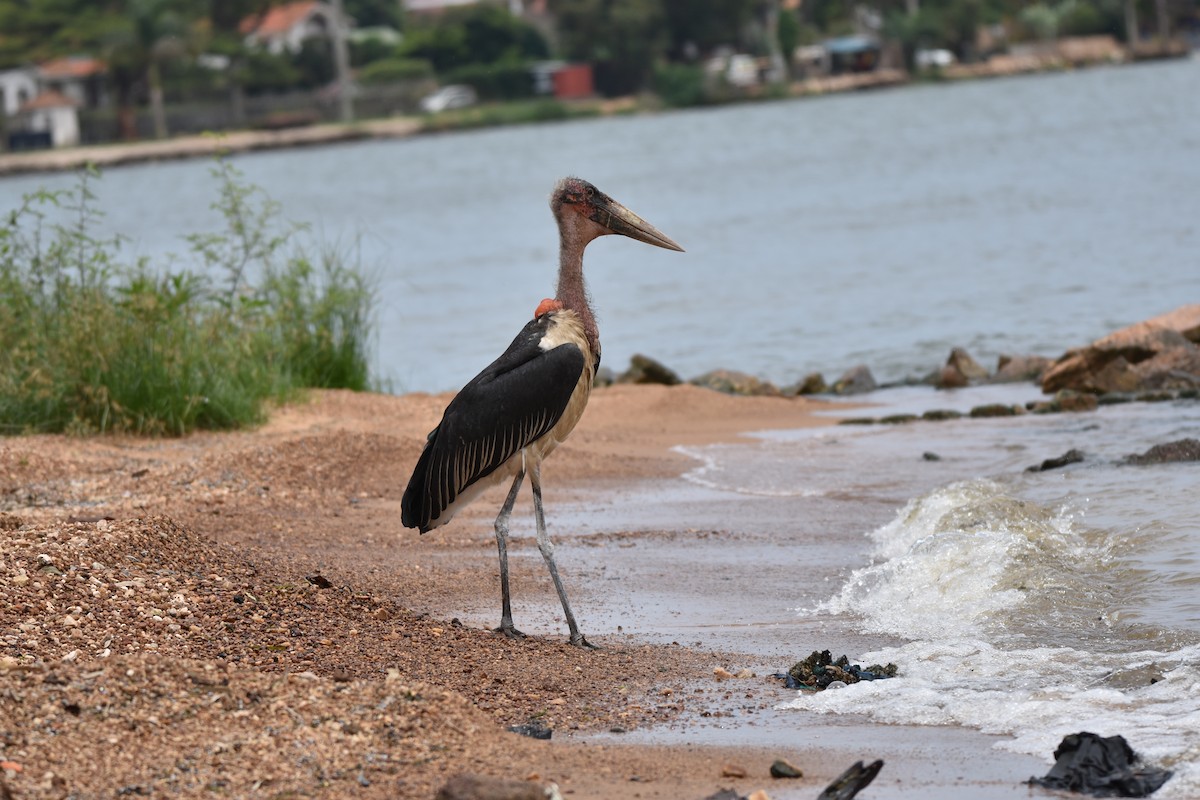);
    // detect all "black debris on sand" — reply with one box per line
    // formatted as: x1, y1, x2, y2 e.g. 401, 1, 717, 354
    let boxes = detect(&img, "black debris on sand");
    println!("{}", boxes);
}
778, 650, 898, 691
1028, 732, 1172, 797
